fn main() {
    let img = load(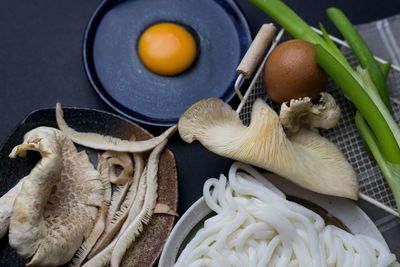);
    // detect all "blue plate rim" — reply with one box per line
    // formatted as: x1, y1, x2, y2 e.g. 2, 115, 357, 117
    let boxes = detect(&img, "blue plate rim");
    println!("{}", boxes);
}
82, 0, 252, 127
